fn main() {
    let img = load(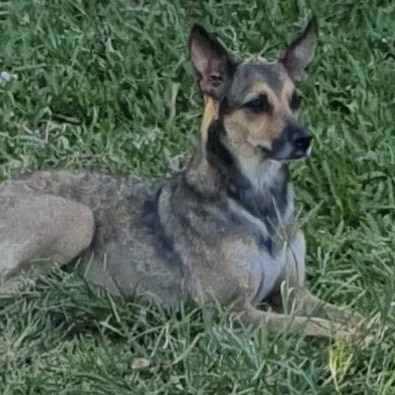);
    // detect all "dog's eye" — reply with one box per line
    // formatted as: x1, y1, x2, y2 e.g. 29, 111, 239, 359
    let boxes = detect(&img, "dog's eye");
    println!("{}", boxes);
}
290, 92, 301, 110
244, 95, 271, 113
